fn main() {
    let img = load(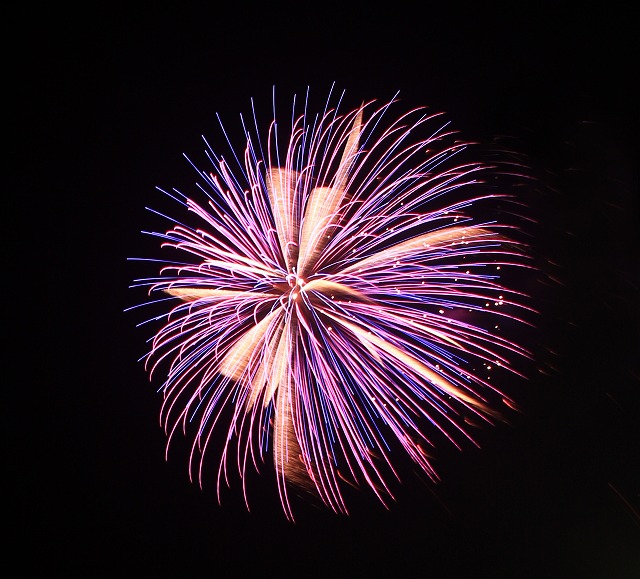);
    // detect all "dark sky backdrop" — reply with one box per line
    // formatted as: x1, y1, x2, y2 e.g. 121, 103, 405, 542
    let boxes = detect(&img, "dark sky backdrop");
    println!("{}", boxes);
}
12, 3, 639, 577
